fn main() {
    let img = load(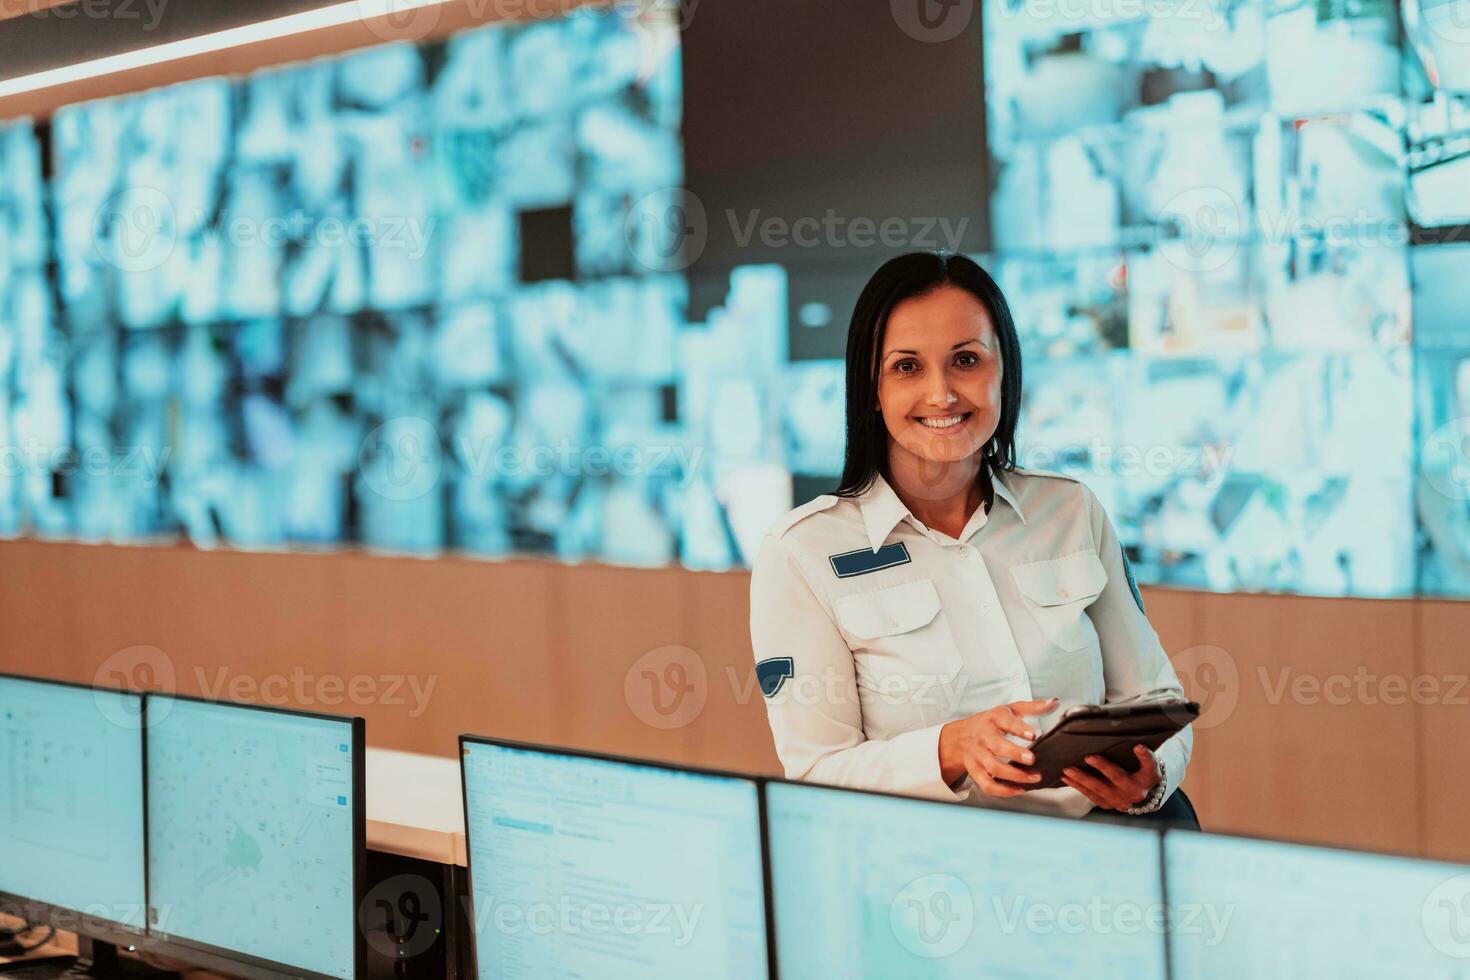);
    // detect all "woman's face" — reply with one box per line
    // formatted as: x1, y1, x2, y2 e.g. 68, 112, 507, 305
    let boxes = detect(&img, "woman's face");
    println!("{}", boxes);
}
876, 284, 1003, 466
